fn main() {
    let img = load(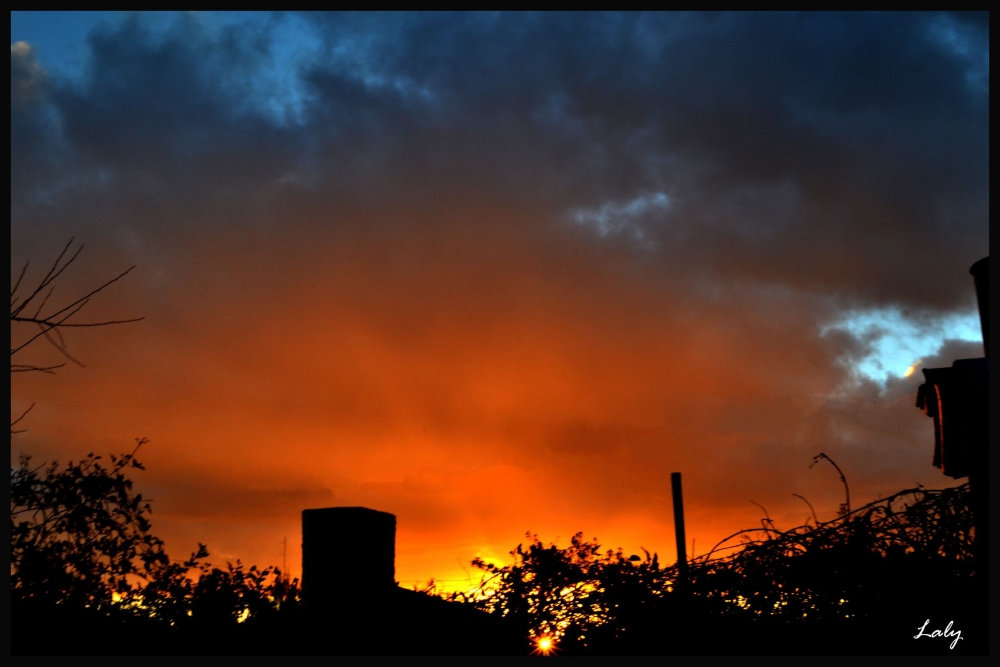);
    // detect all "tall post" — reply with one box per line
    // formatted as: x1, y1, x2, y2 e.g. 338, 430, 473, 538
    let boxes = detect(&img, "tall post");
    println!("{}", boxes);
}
968, 257, 989, 573
671, 472, 689, 588
970, 257, 988, 359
